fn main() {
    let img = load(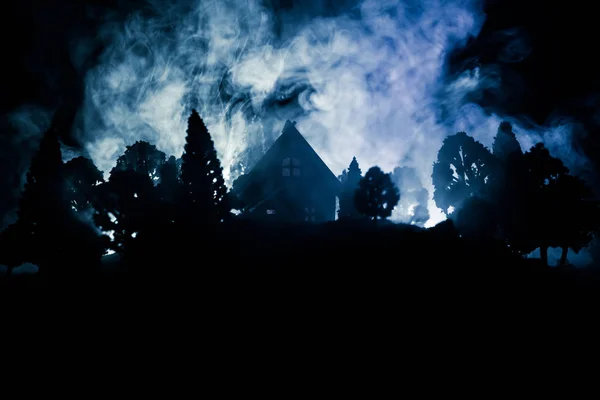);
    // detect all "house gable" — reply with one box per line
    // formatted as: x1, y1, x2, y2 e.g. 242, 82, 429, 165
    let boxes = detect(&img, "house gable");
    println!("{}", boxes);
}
236, 120, 341, 196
